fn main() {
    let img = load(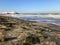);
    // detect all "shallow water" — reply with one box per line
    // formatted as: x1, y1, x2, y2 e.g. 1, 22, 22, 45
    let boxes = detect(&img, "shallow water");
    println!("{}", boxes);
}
20, 16, 60, 26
